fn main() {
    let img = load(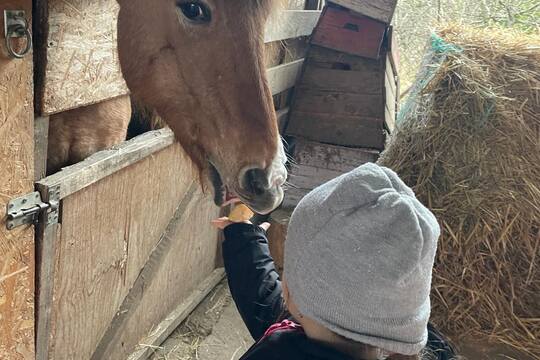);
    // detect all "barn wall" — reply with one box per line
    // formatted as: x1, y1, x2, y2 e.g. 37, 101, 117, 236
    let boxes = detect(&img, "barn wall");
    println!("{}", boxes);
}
0, 1, 35, 358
